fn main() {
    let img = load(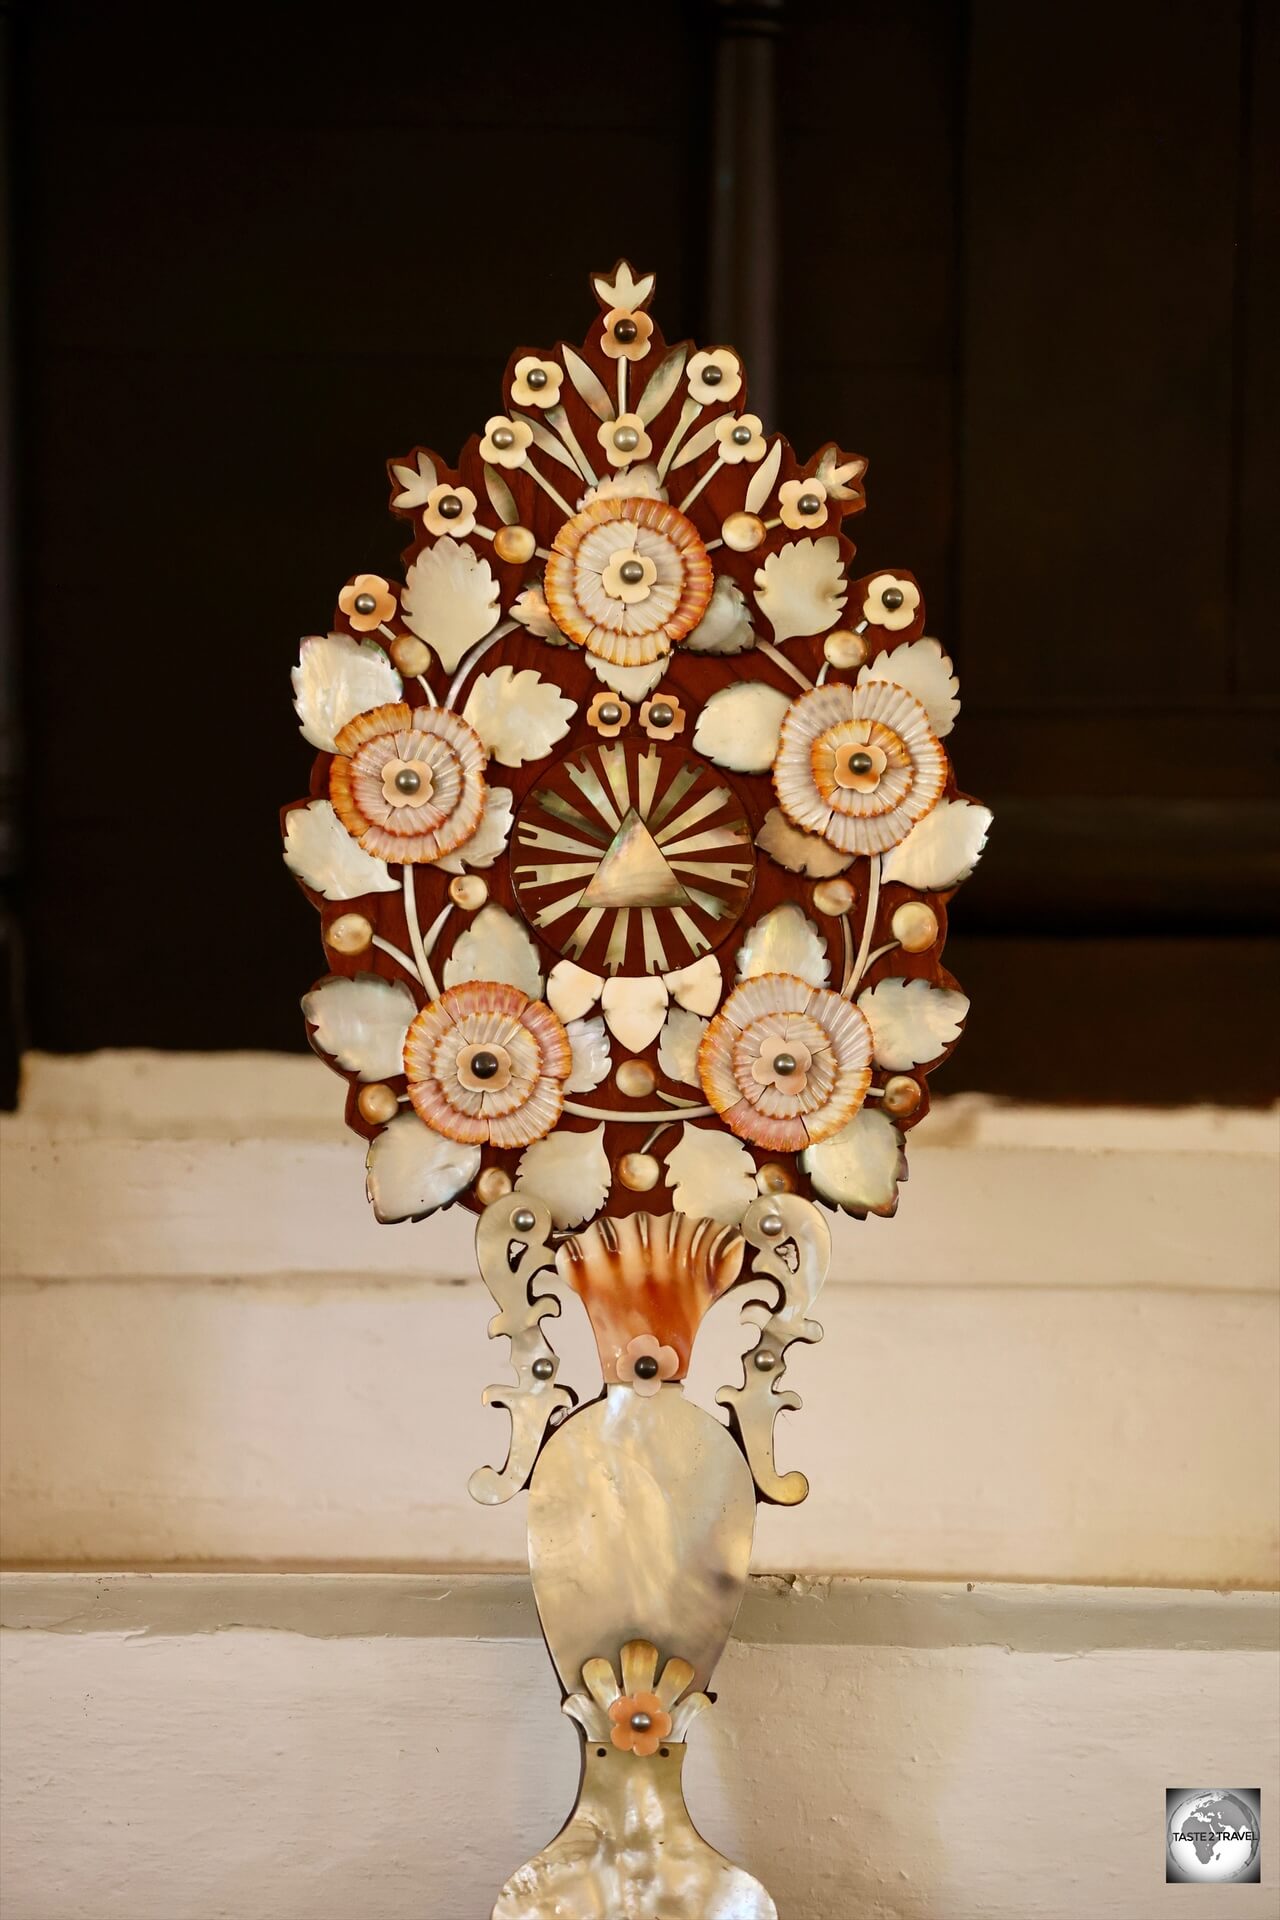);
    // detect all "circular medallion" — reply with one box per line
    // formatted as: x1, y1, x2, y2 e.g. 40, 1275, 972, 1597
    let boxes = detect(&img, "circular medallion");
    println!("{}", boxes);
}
512, 741, 755, 974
